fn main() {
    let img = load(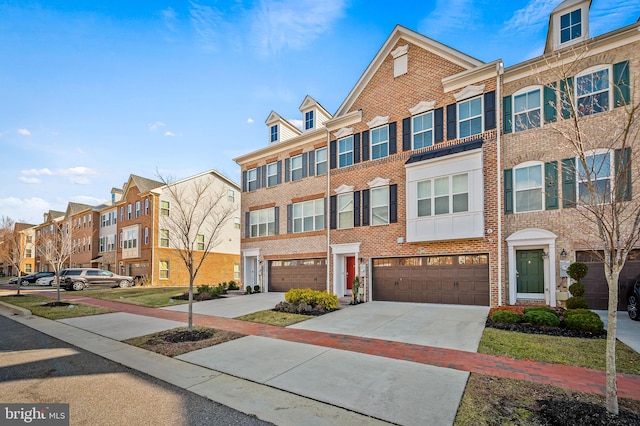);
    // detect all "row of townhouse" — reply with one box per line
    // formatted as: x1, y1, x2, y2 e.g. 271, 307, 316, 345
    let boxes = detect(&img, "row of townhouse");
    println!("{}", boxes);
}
13, 171, 241, 286
235, 0, 640, 310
